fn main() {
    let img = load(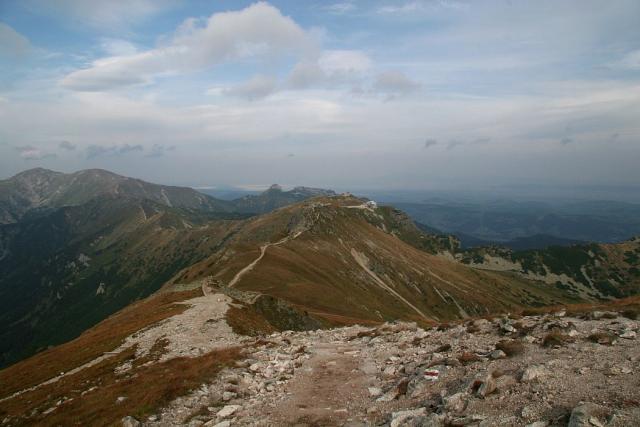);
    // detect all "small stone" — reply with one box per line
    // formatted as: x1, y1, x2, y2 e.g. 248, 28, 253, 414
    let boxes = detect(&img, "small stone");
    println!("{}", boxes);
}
588, 417, 604, 427
525, 422, 549, 427
222, 391, 236, 401
390, 407, 428, 427
442, 392, 467, 414
495, 375, 516, 391
568, 403, 603, 427
368, 387, 383, 397
521, 365, 547, 383
471, 374, 496, 398
116, 396, 128, 404
216, 405, 241, 419
521, 405, 536, 419
490, 350, 507, 360
620, 330, 636, 339
383, 366, 397, 377
121, 416, 141, 427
